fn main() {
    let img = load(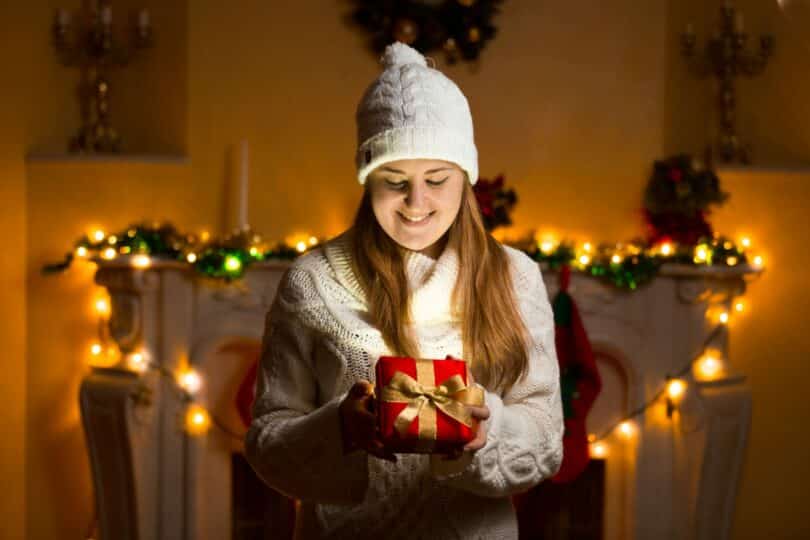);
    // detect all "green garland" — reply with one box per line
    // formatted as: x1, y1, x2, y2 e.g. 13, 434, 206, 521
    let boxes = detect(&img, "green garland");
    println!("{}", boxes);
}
43, 221, 756, 289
